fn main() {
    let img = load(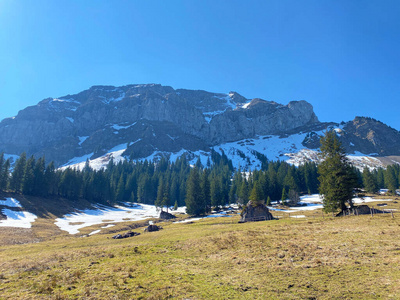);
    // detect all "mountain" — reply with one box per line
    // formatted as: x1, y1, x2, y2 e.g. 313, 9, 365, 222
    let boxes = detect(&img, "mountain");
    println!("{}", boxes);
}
1, 84, 399, 170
